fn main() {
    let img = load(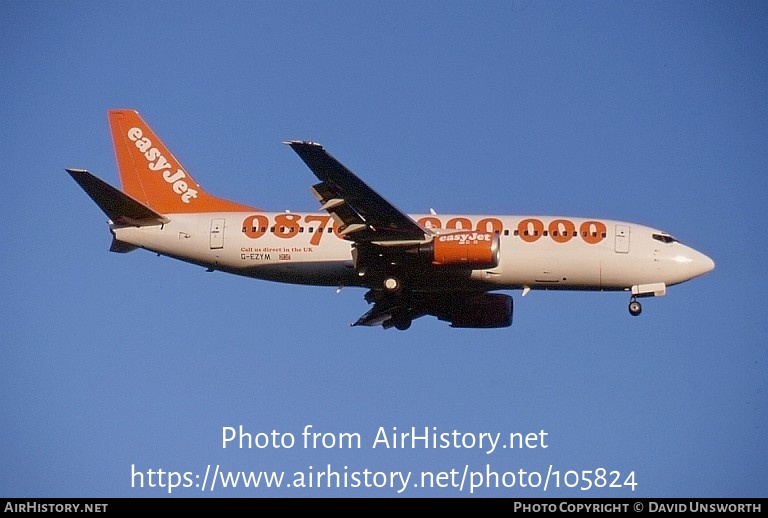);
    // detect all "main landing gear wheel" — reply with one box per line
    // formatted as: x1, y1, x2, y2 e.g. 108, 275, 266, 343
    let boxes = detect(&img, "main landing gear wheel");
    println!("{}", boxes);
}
628, 298, 642, 316
393, 315, 412, 331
